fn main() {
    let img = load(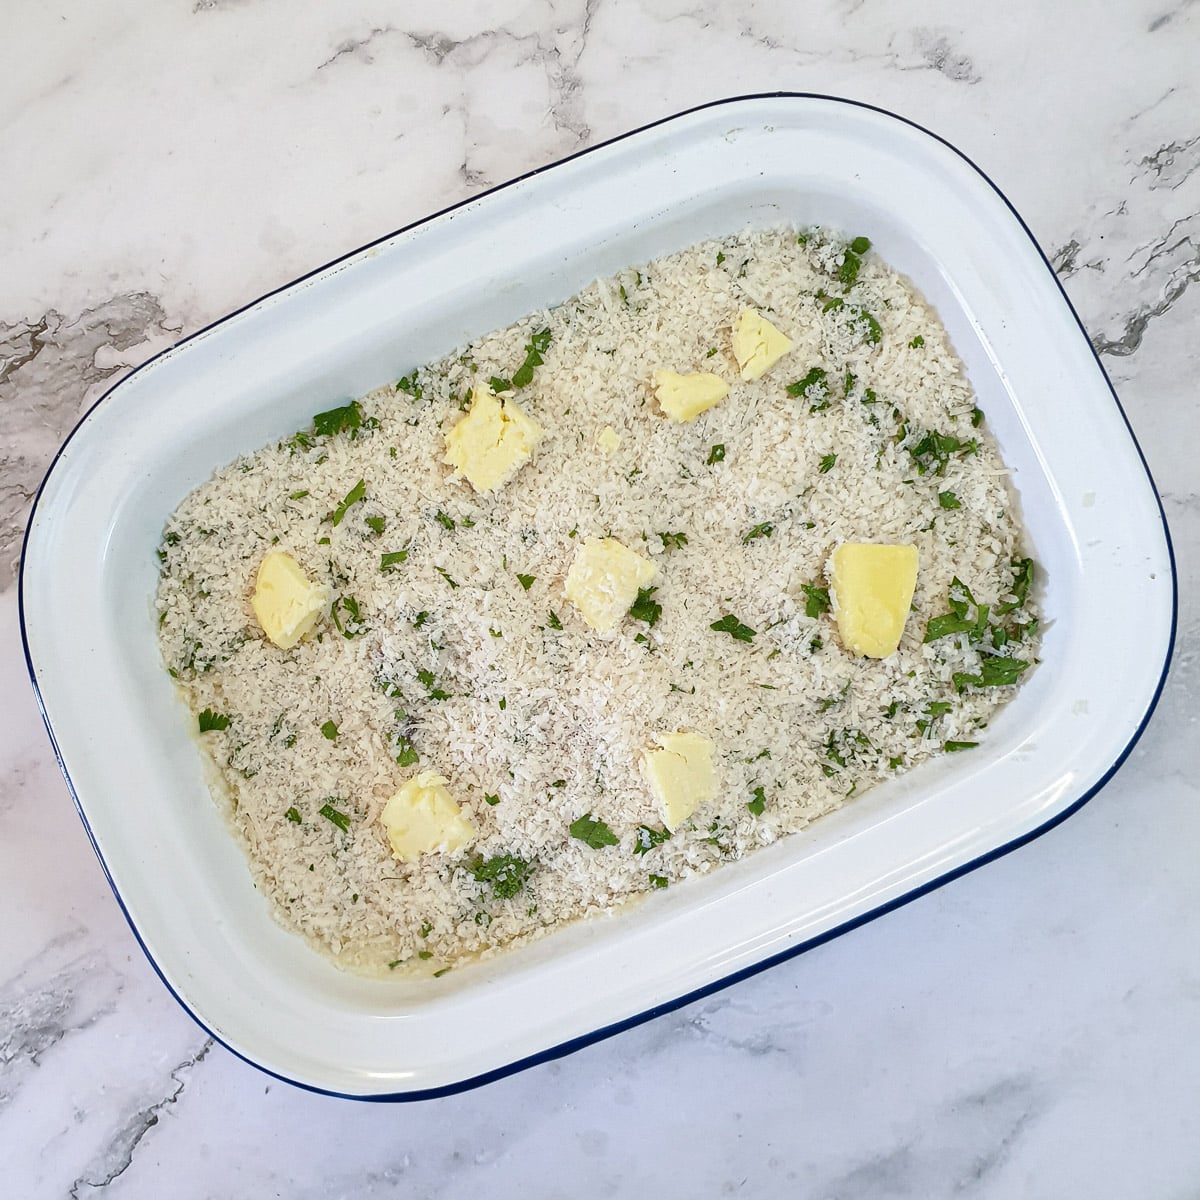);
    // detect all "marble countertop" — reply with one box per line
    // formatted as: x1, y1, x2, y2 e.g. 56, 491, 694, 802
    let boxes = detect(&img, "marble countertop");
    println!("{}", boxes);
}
3, 2, 1198, 1195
